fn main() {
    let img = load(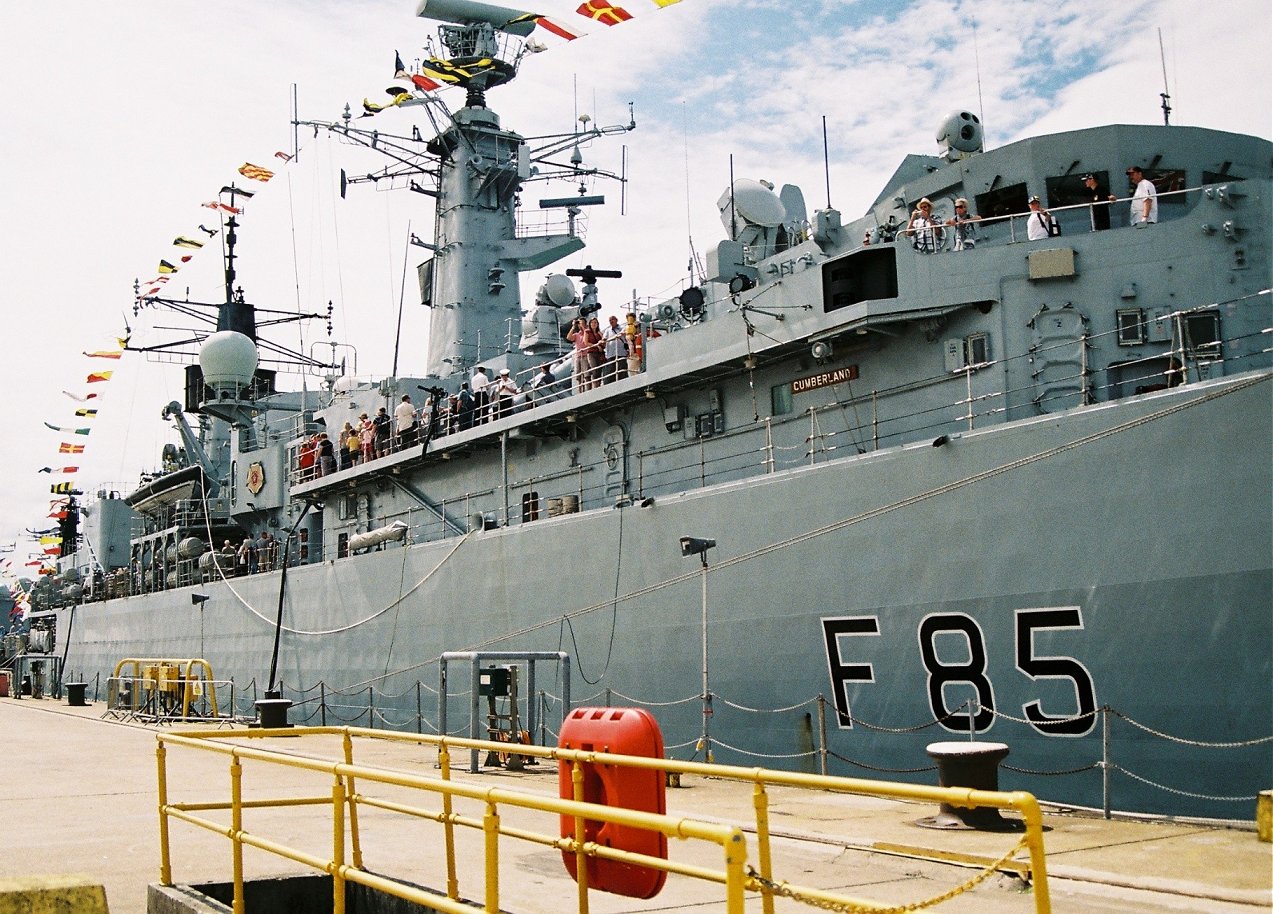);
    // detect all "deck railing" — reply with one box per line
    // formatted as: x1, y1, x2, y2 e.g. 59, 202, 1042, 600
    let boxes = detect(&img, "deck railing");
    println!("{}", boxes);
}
156, 725, 1052, 914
